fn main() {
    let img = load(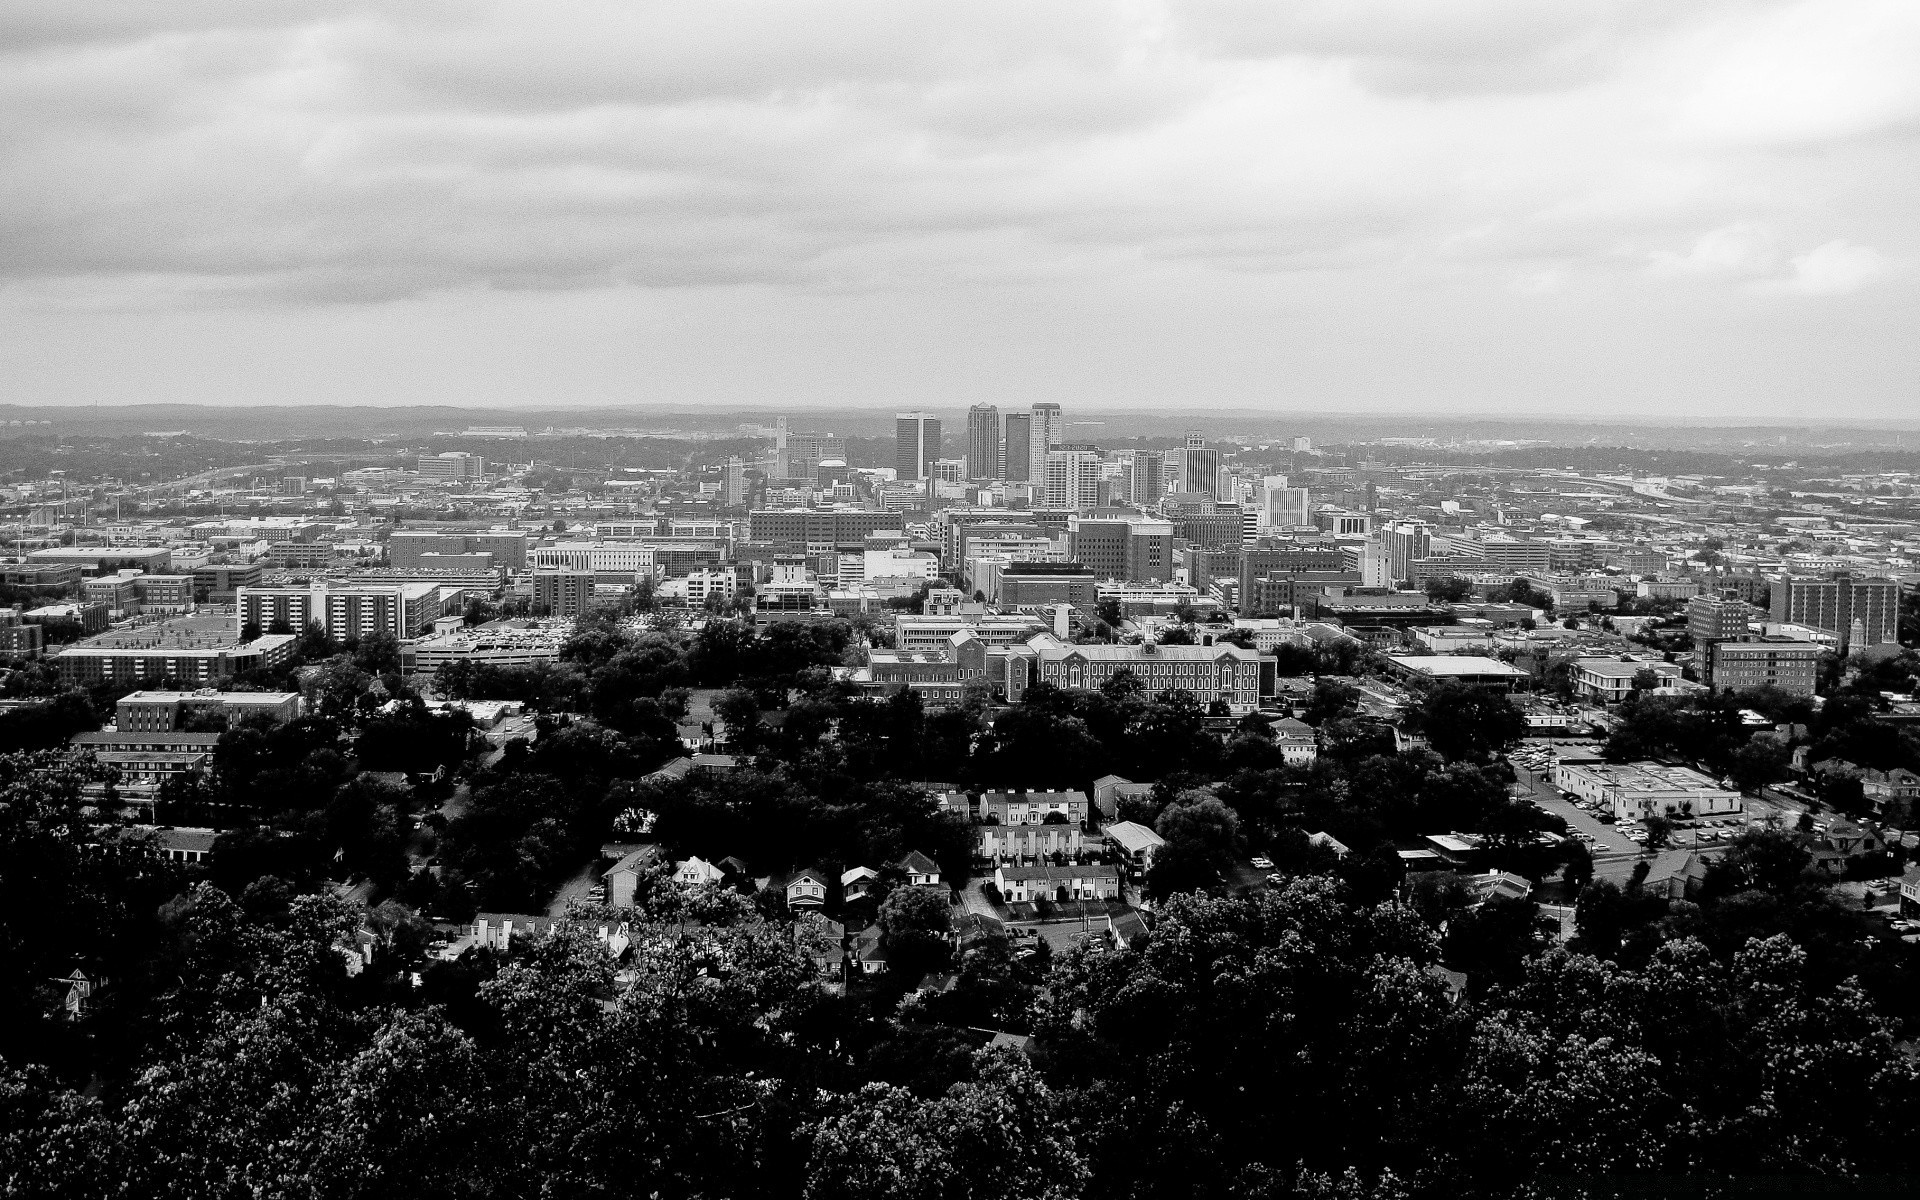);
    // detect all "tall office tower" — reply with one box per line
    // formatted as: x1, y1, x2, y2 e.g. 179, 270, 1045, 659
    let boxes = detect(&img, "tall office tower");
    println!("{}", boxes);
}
1044, 444, 1103, 511
1001, 414, 1033, 482
724, 457, 748, 506
1380, 520, 1433, 587
1259, 476, 1310, 530
1117, 450, 1164, 506
894, 412, 942, 481
1770, 570, 1899, 652
966, 405, 1002, 479
1179, 430, 1224, 500
1030, 403, 1064, 482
